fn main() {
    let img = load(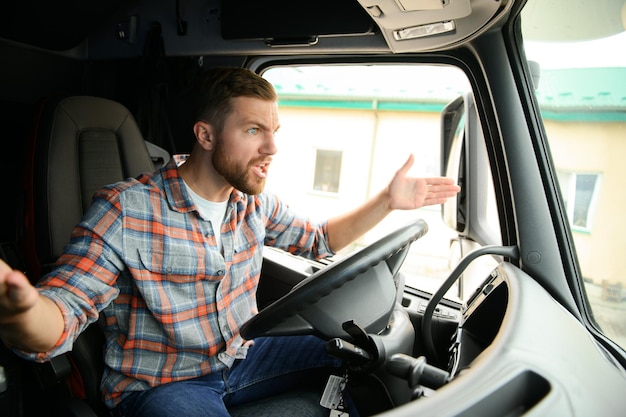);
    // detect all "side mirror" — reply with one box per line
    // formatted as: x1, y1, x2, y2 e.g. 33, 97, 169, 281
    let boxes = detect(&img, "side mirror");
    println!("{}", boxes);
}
441, 94, 468, 234
441, 92, 501, 244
